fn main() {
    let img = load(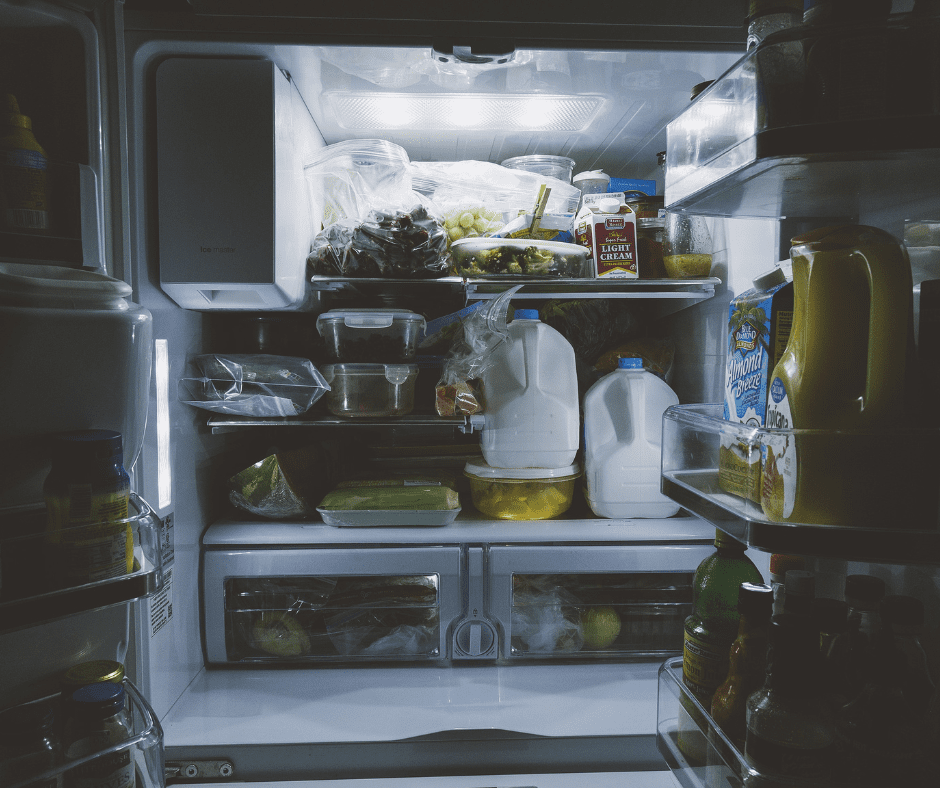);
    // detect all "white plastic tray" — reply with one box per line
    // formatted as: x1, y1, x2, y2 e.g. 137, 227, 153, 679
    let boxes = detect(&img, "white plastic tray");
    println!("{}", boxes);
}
316, 508, 461, 527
